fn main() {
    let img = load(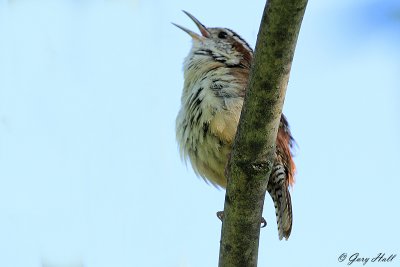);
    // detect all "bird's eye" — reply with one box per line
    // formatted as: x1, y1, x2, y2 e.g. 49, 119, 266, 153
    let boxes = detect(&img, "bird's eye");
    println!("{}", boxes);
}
218, 31, 228, 39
